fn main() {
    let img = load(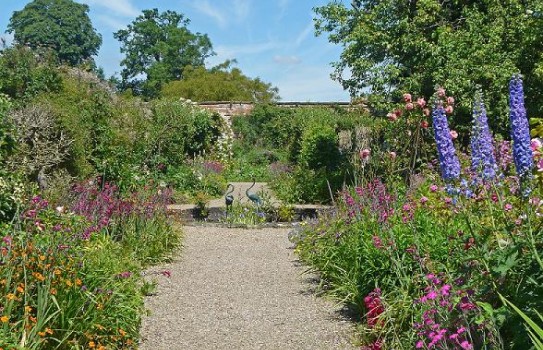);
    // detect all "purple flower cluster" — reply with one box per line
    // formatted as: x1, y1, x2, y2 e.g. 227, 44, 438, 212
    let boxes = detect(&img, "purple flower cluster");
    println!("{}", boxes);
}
432, 104, 461, 181
509, 75, 533, 177
343, 179, 395, 224
470, 93, 497, 179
